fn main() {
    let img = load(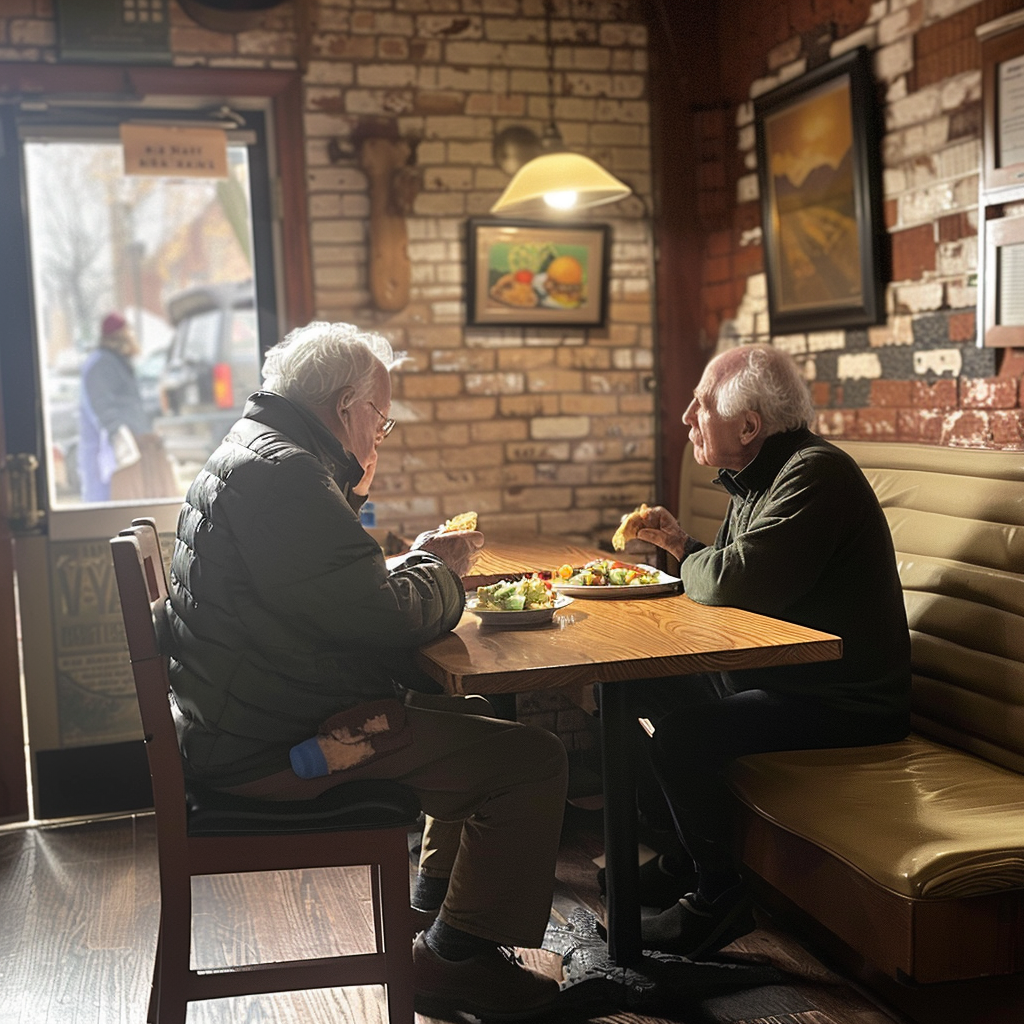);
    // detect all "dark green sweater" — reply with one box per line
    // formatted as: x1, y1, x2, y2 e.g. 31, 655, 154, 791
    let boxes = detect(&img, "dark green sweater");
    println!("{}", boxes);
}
680, 428, 910, 721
